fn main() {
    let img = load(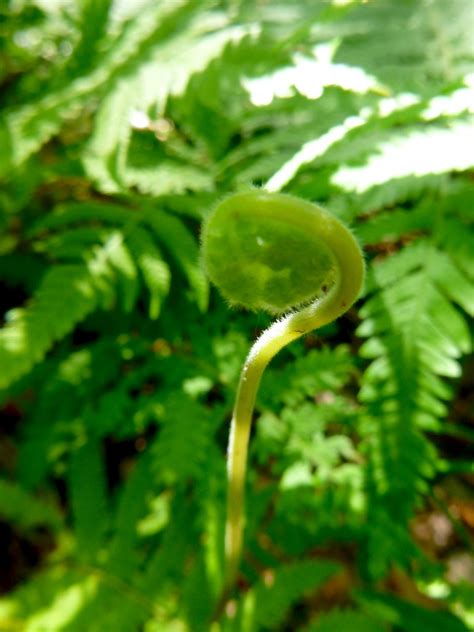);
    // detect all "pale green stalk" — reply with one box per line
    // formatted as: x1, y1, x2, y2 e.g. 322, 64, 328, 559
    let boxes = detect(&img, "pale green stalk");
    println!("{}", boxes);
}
223, 216, 364, 593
